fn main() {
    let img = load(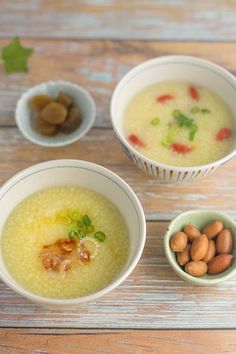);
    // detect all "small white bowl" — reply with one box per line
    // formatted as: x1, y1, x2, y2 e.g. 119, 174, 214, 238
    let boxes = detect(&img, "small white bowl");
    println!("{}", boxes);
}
16, 81, 96, 147
0, 160, 146, 305
110, 55, 236, 183
164, 209, 236, 286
